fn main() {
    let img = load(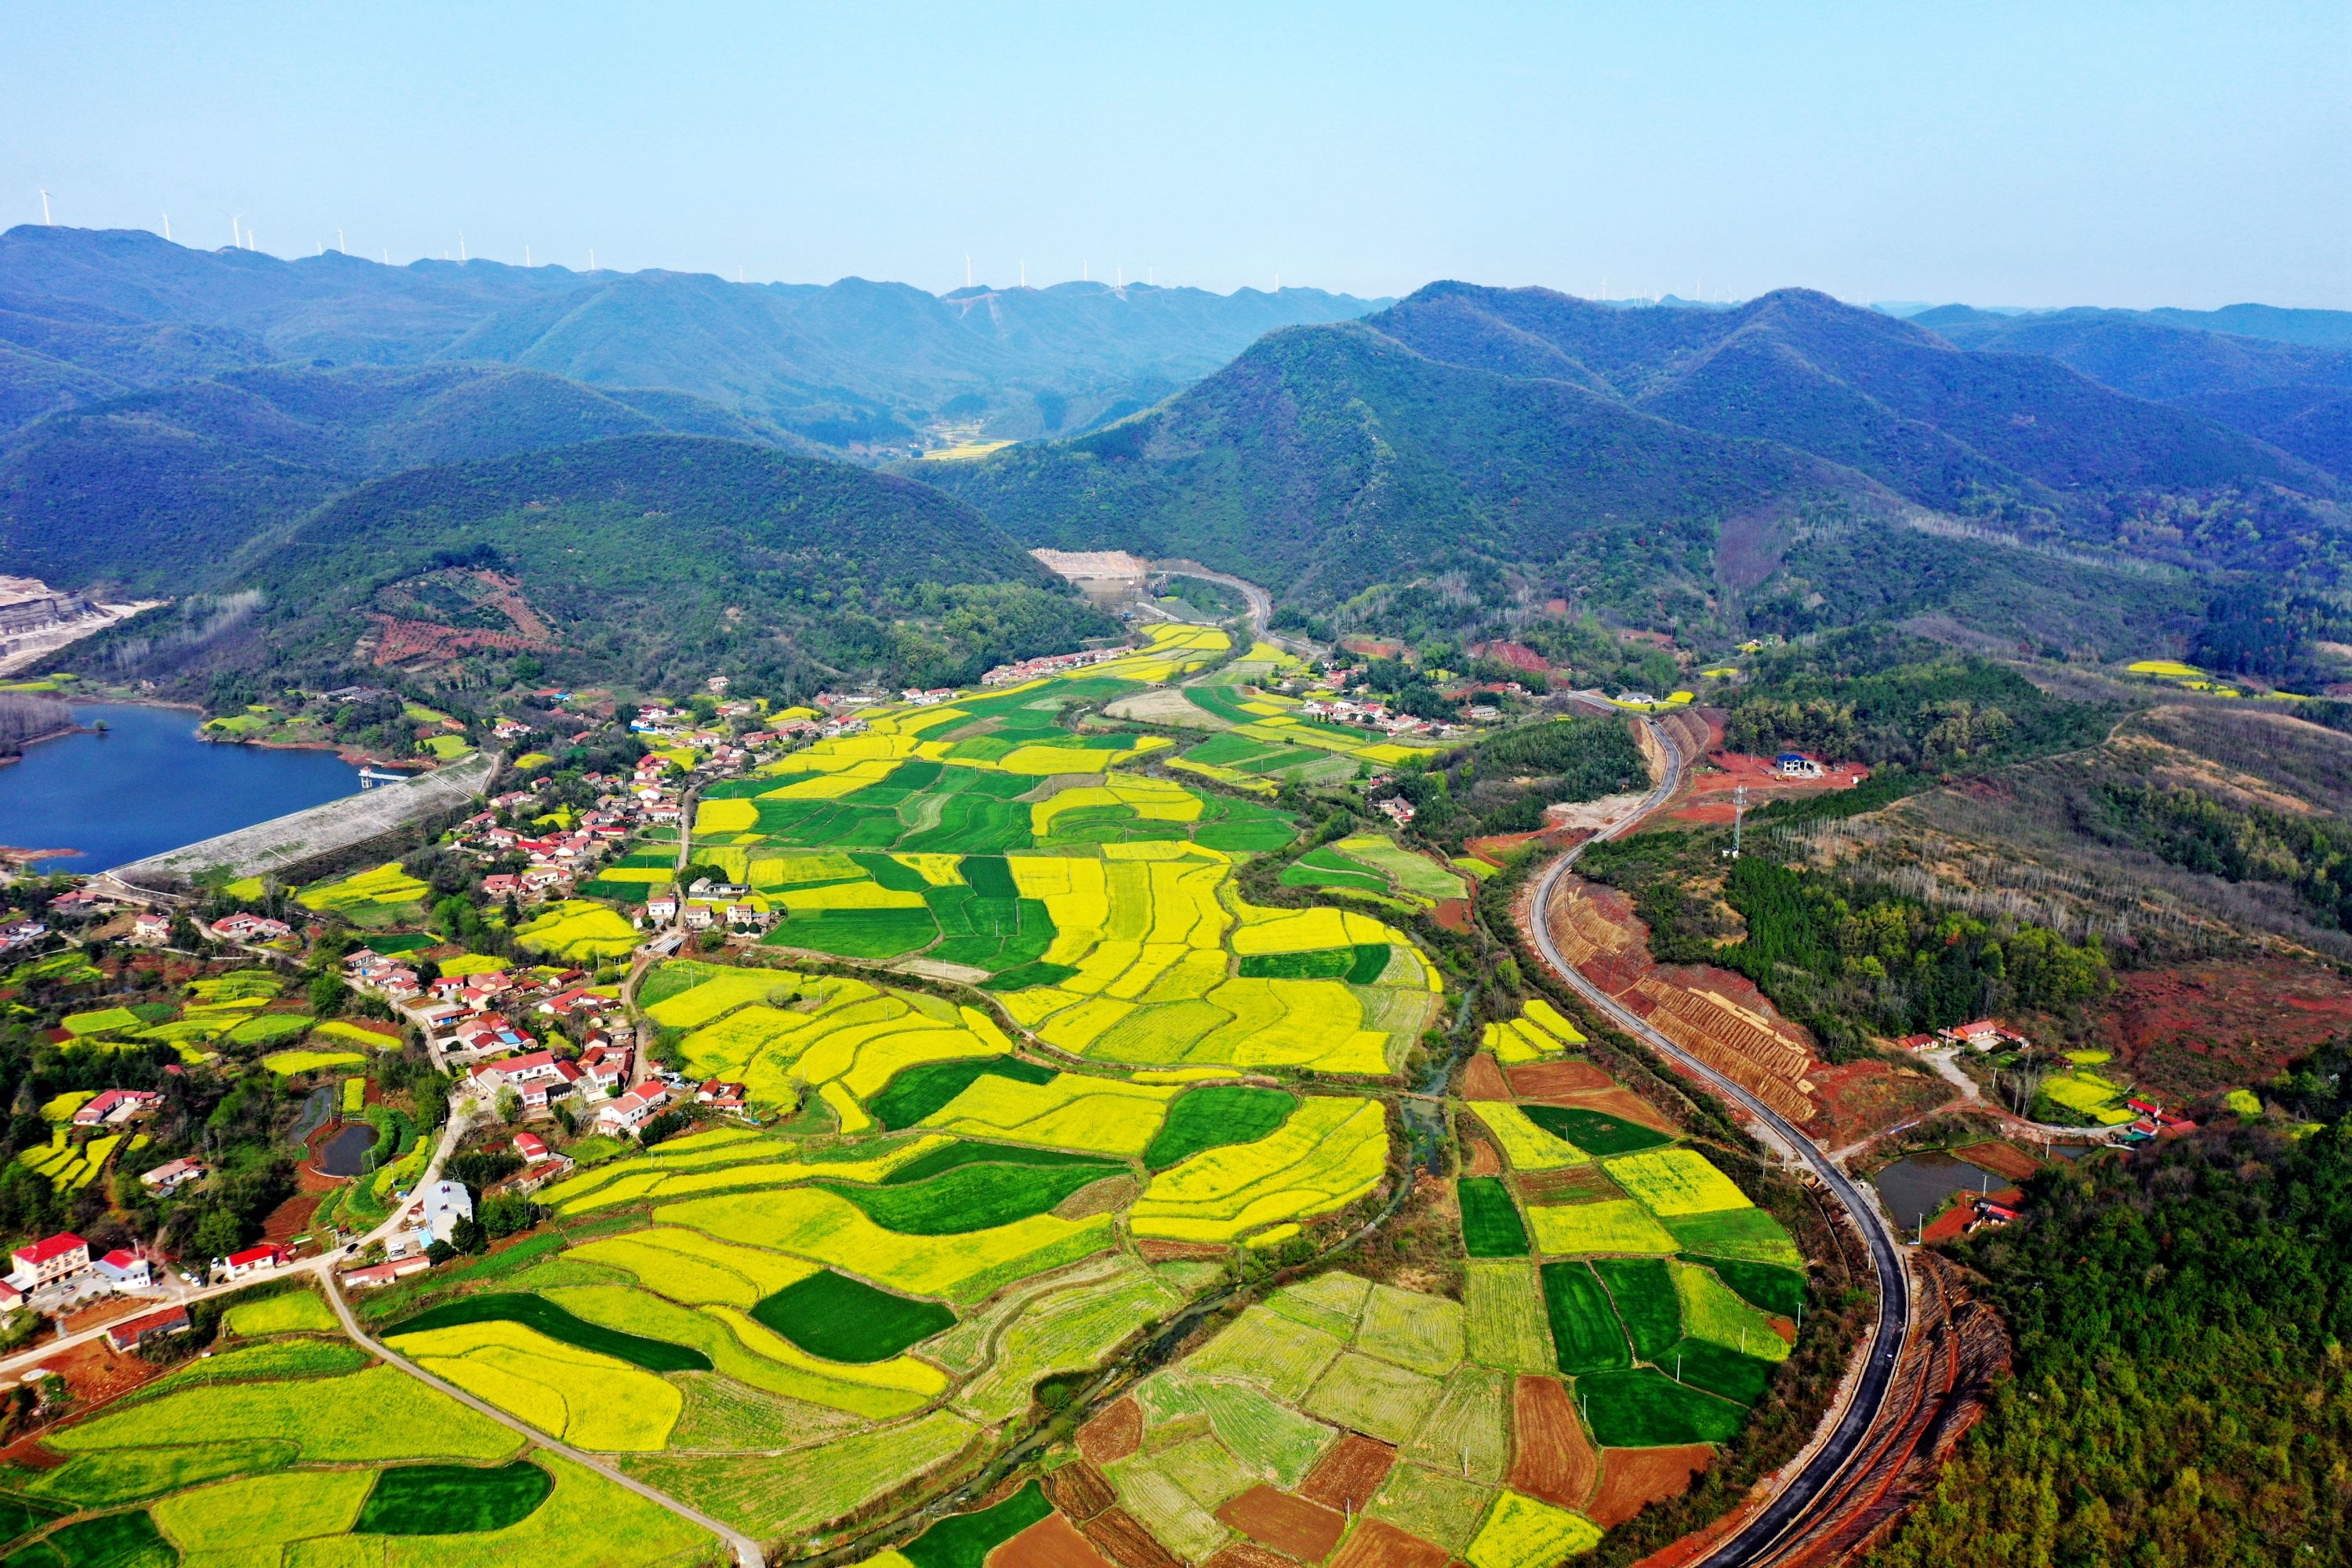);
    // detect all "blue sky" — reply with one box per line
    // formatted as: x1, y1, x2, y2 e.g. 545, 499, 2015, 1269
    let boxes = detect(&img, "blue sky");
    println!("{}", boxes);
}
4, 2, 2344, 307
